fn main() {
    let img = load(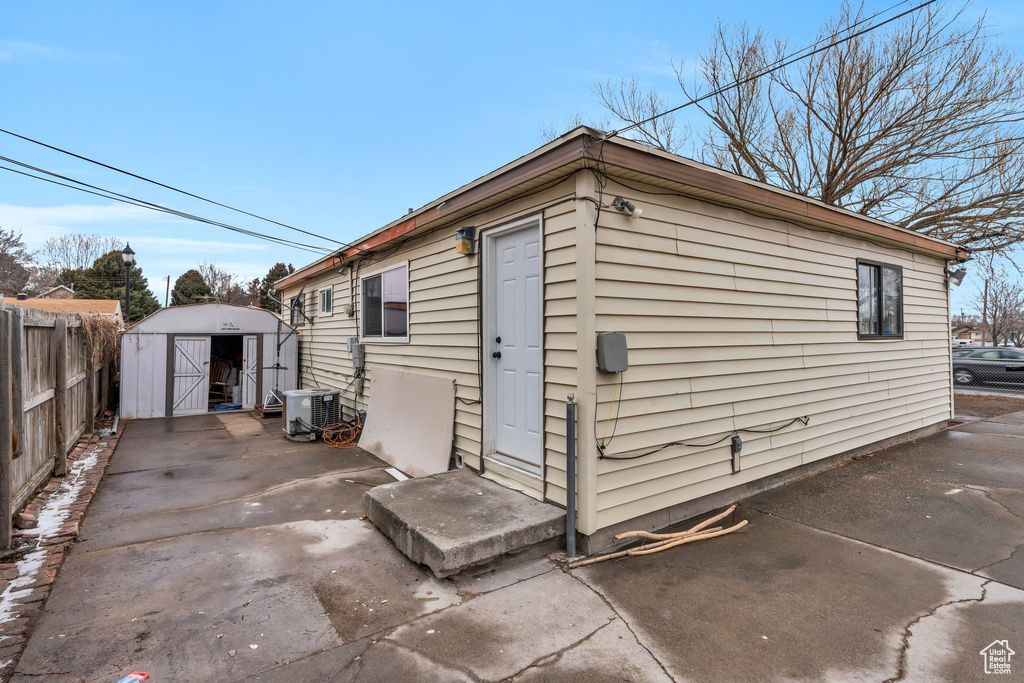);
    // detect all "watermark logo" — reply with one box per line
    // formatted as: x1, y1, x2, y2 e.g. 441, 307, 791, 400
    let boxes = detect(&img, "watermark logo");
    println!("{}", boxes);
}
980, 640, 1014, 675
